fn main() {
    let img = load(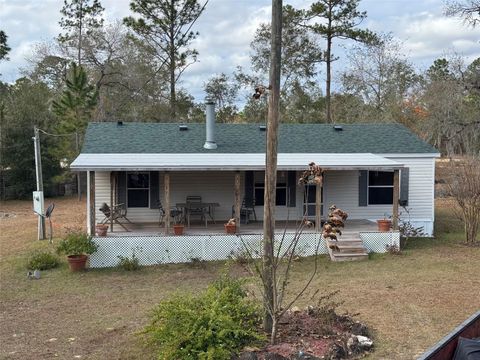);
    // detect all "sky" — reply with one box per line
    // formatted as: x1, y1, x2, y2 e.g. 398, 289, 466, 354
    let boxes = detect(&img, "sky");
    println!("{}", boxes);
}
1, 0, 479, 102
